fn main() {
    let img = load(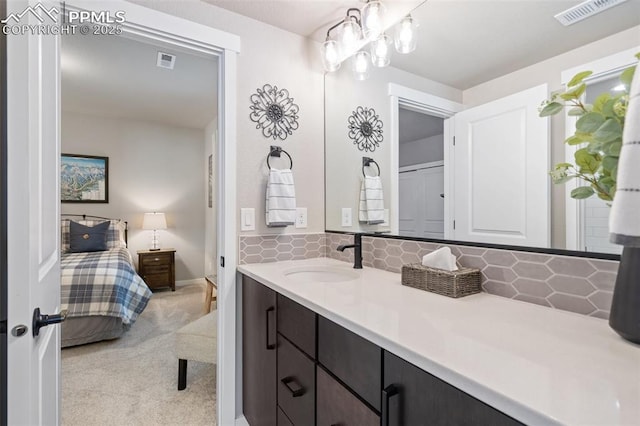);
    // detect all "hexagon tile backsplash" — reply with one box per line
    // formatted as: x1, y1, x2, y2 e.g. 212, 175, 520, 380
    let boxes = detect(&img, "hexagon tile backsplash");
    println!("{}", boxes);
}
239, 232, 620, 319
